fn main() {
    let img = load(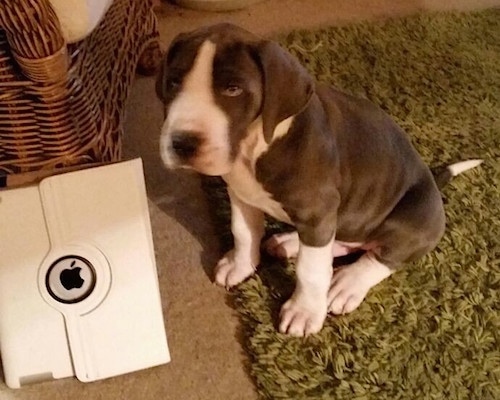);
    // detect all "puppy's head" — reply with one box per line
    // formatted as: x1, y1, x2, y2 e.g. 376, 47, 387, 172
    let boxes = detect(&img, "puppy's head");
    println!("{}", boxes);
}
156, 23, 314, 176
